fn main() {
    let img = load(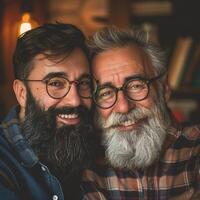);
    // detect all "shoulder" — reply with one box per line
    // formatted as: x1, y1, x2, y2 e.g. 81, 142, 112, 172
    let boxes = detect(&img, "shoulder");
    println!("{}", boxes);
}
0, 133, 20, 192
165, 125, 200, 162
171, 124, 200, 148
163, 124, 200, 162
0, 157, 19, 191
0, 122, 21, 190
182, 124, 200, 140
175, 124, 200, 149
0, 126, 10, 149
